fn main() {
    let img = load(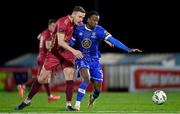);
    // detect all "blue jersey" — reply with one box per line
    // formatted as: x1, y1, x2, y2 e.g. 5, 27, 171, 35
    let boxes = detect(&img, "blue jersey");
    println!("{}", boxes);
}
73, 25, 110, 82
73, 25, 111, 59
72, 24, 132, 82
